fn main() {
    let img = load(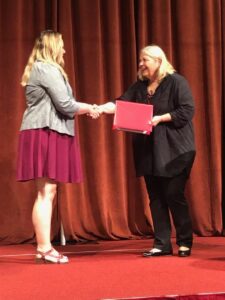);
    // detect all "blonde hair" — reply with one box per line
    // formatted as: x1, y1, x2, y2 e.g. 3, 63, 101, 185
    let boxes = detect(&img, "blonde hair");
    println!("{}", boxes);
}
21, 30, 68, 86
138, 45, 175, 82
